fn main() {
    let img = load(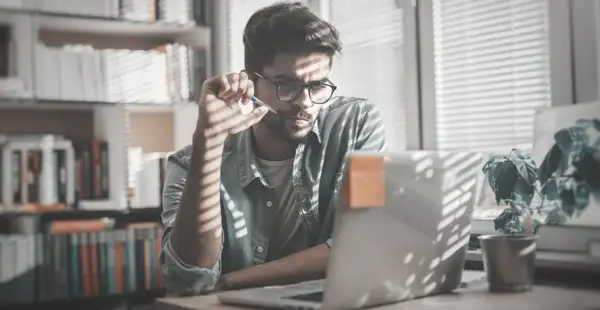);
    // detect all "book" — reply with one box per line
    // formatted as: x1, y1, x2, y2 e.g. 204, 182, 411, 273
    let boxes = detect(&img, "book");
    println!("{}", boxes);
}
0, 223, 165, 305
